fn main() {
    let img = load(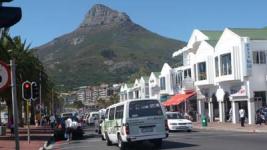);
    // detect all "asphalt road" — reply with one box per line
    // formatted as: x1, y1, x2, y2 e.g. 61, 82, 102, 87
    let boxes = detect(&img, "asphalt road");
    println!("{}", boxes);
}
51, 126, 267, 150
